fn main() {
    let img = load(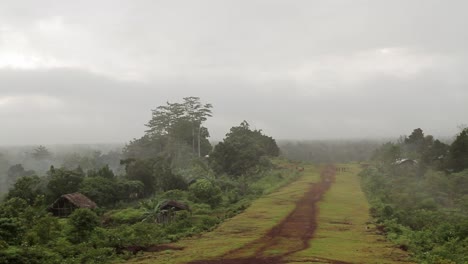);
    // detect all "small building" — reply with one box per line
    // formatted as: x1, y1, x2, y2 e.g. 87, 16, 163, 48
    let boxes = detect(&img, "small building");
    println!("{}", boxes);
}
48, 192, 97, 217
160, 200, 190, 212
394, 158, 418, 166
157, 200, 190, 224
